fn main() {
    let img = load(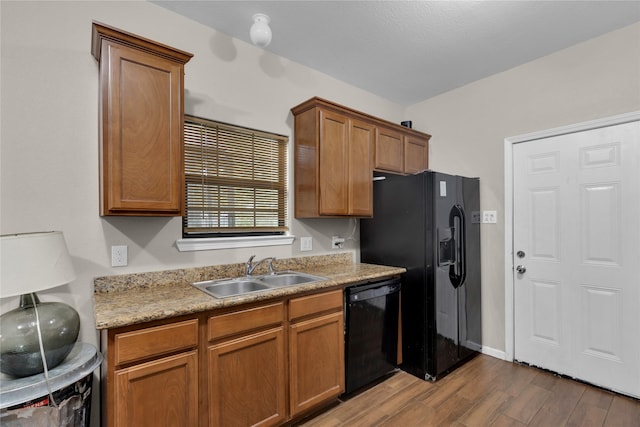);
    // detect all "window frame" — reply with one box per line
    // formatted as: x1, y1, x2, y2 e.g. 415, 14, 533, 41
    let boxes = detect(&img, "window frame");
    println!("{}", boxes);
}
182, 115, 289, 239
